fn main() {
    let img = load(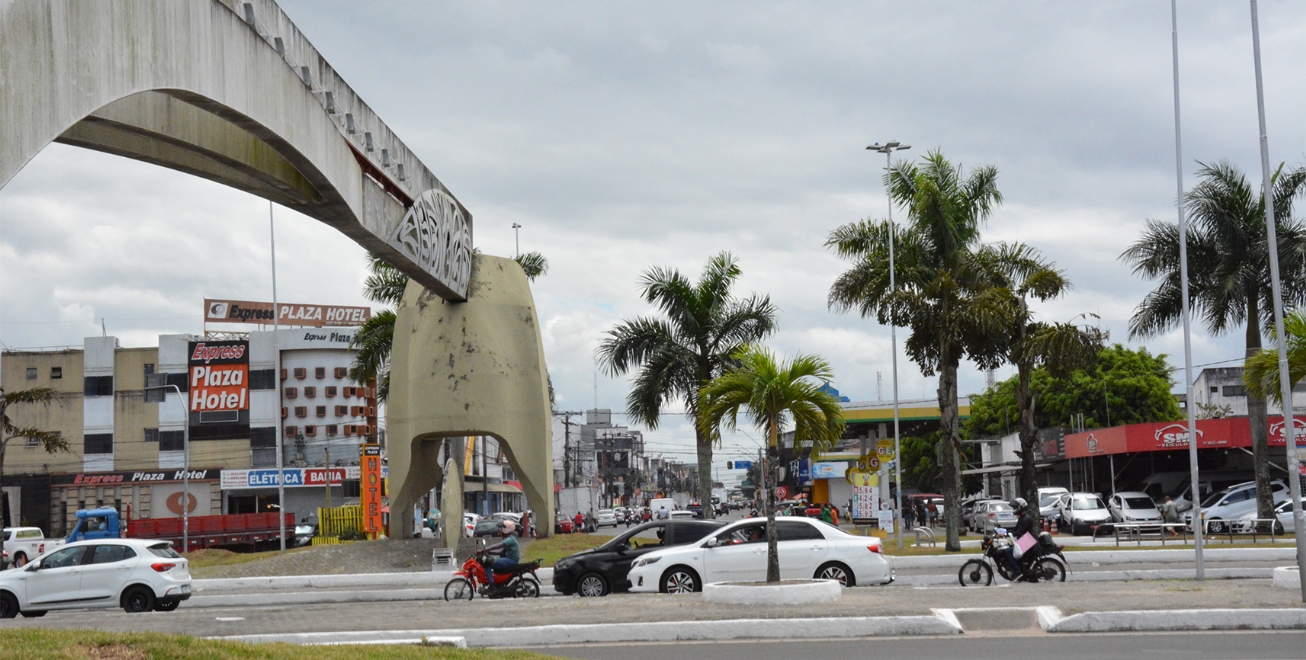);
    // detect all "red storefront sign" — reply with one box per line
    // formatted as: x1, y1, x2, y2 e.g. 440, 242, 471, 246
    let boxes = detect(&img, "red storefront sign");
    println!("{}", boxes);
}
1064, 416, 1305, 459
